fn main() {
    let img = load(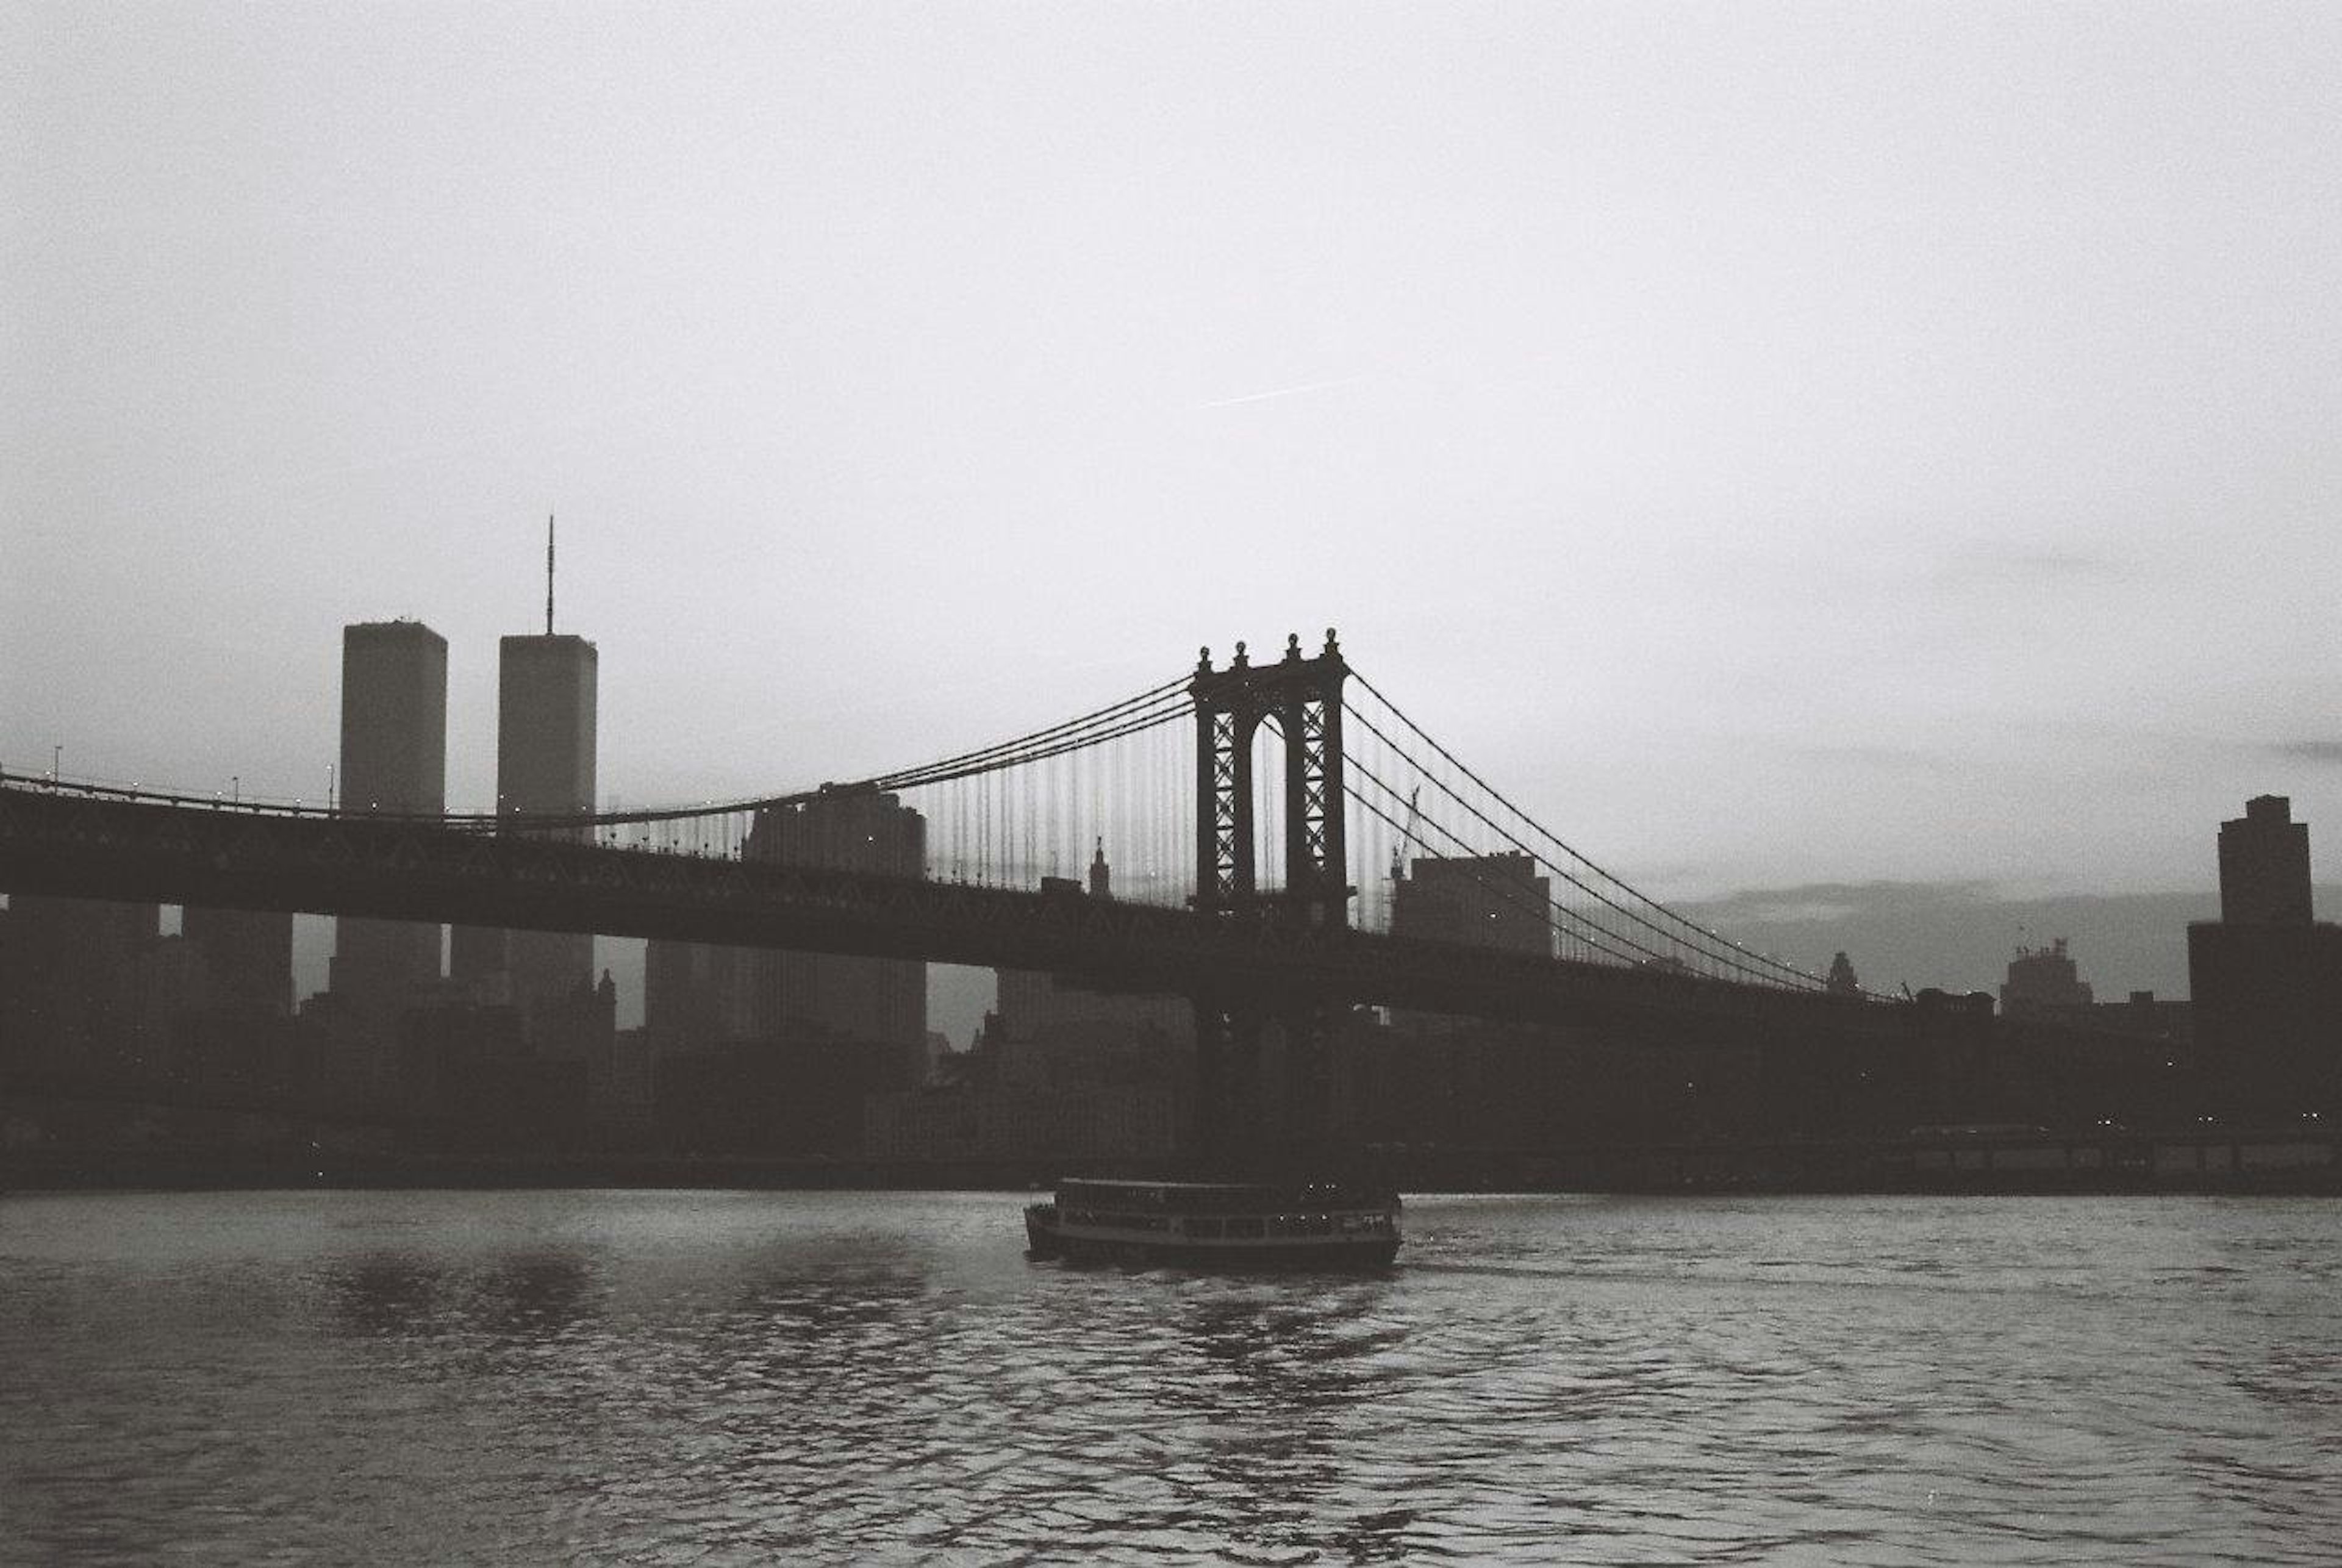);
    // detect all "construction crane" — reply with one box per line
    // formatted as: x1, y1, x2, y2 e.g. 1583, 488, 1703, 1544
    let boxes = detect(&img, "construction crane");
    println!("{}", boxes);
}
1388, 784, 1422, 887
